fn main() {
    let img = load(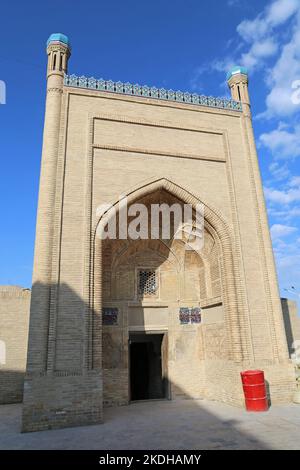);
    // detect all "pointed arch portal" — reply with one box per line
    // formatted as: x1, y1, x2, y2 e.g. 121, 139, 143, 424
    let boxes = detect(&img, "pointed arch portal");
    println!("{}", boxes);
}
89, 178, 249, 387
